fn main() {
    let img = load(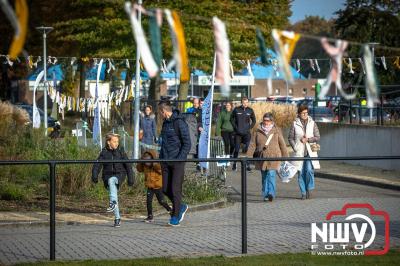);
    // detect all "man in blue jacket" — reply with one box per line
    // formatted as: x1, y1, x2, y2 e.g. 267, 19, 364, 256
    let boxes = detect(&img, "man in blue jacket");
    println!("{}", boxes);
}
158, 101, 191, 226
